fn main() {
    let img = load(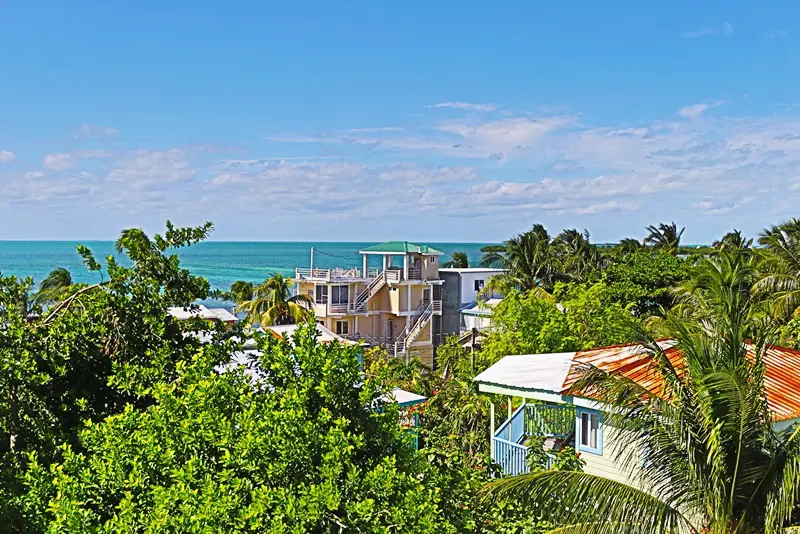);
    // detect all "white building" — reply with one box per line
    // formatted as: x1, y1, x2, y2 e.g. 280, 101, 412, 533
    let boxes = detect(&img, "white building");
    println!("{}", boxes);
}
439, 268, 506, 337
